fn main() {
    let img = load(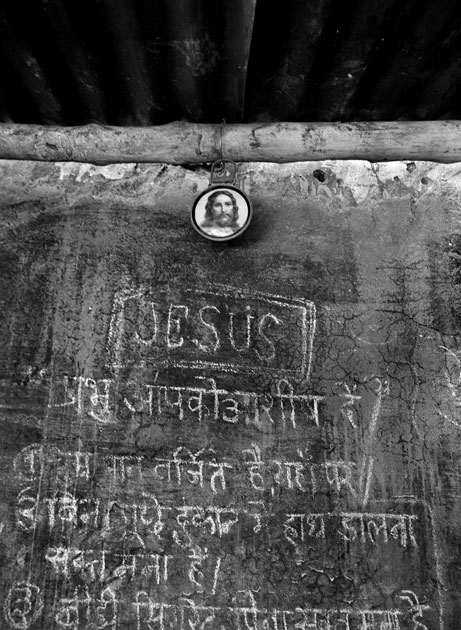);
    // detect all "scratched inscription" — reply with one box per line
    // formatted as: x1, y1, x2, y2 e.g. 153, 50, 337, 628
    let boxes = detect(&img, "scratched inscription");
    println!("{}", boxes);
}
106, 285, 316, 379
